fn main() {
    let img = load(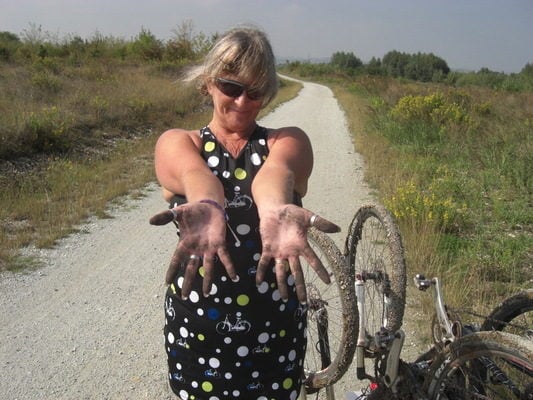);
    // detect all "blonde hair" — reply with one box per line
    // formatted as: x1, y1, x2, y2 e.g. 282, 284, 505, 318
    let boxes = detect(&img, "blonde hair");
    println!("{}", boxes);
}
183, 26, 278, 106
